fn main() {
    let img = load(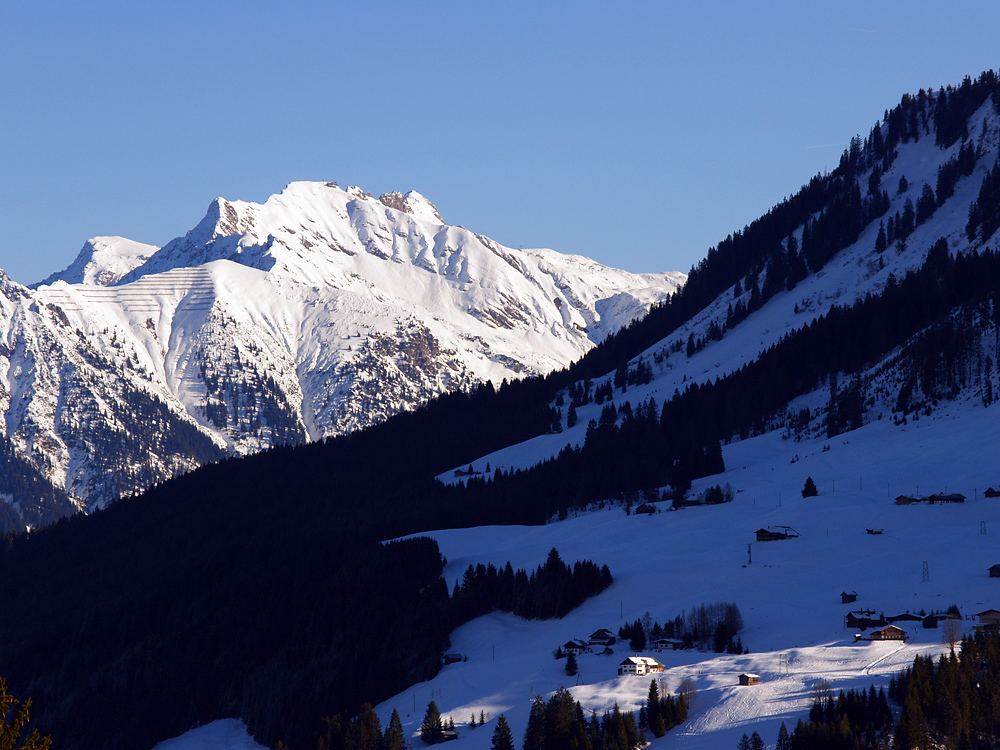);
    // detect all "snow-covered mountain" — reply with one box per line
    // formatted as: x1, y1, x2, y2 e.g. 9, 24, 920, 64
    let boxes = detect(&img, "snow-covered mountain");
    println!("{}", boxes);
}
37, 236, 157, 287
0, 183, 683, 522
8, 74, 1000, 750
